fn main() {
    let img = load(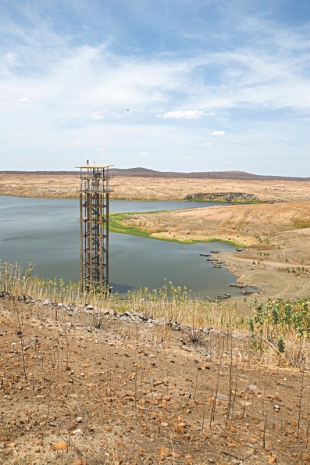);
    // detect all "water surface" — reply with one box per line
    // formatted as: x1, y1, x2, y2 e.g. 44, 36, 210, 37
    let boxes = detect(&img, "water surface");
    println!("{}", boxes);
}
0, 196, 247, 297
